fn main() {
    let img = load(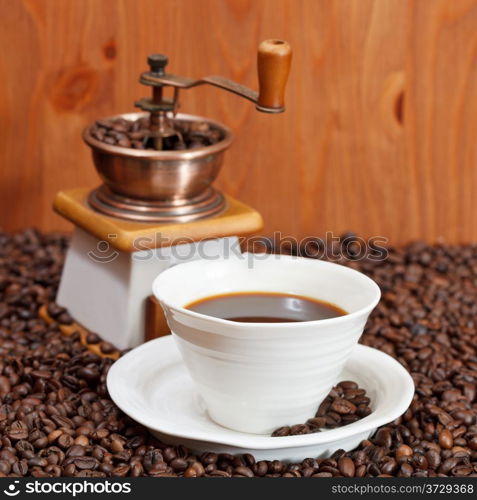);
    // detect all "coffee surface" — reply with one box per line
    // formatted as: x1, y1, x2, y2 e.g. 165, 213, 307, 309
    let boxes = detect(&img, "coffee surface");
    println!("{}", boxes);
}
185, 292, 347, 323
